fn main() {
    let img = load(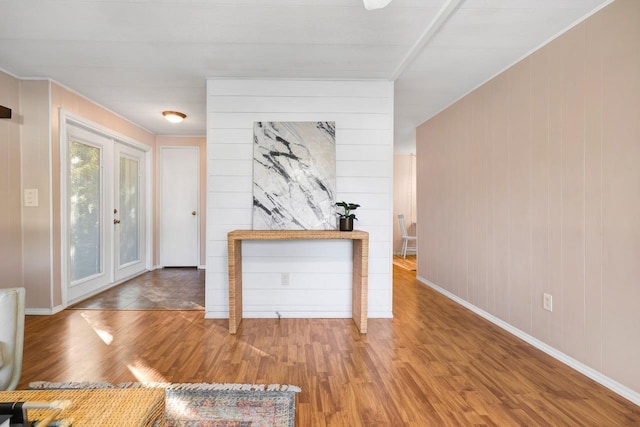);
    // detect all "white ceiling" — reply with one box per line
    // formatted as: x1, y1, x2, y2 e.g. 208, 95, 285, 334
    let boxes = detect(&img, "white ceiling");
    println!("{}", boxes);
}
0, 0, 610, 154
